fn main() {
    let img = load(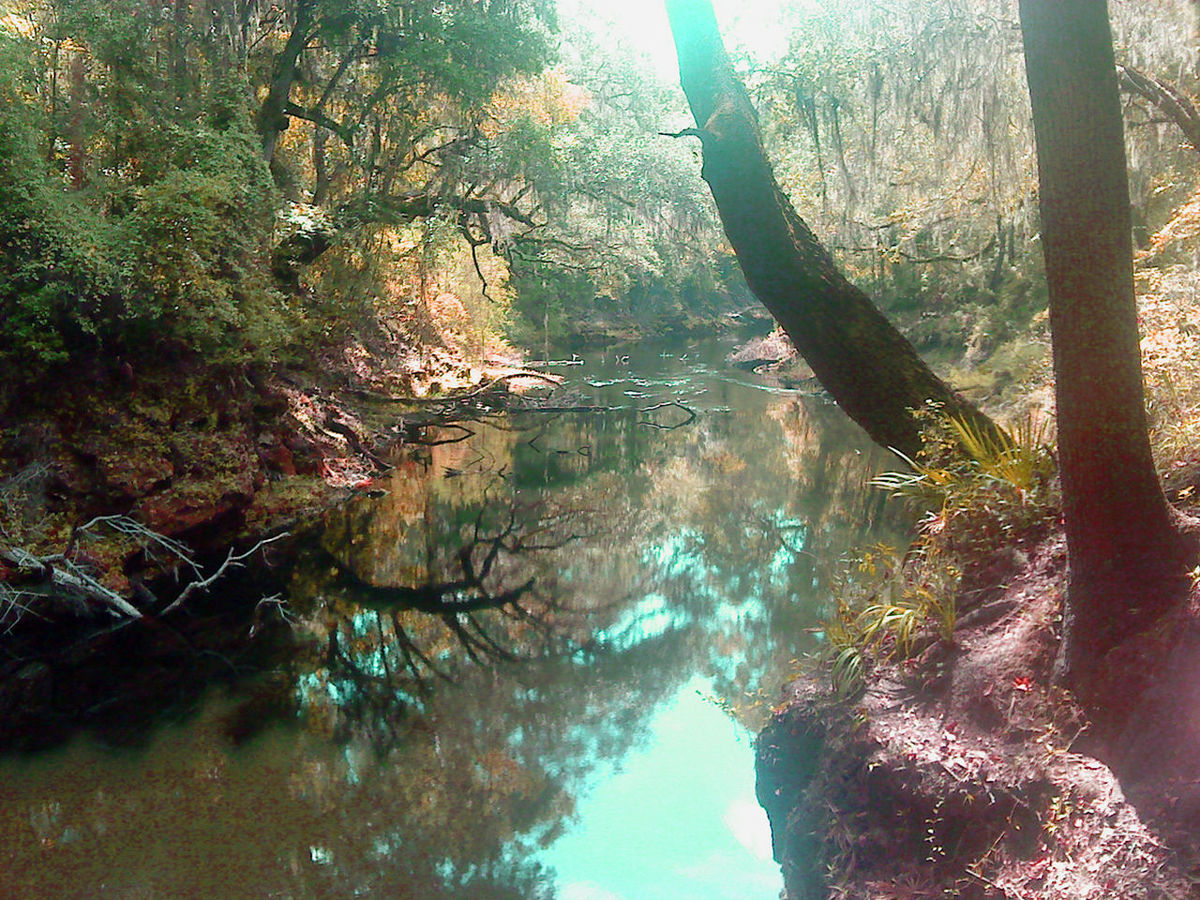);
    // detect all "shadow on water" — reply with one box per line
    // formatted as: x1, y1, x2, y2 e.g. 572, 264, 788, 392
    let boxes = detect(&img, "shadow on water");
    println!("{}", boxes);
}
0, 337, 907, 898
